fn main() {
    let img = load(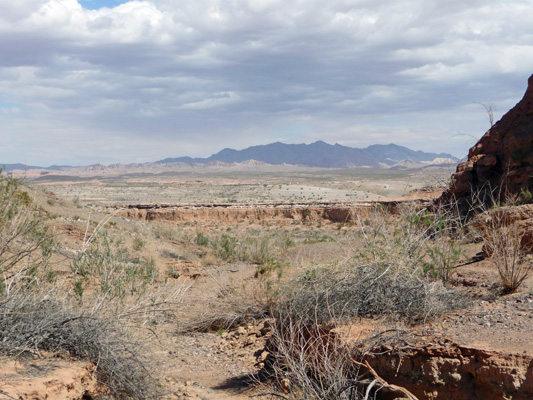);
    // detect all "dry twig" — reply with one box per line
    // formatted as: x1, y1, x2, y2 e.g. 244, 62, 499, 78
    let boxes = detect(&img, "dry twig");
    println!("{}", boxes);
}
352, 360, 419, 400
